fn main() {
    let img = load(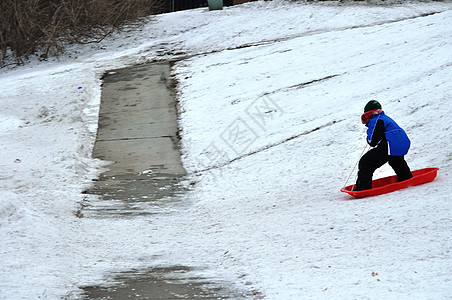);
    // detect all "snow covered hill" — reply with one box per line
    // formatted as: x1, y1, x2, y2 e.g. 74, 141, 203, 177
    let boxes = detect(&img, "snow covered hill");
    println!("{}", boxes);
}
1, 1, 451, 299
